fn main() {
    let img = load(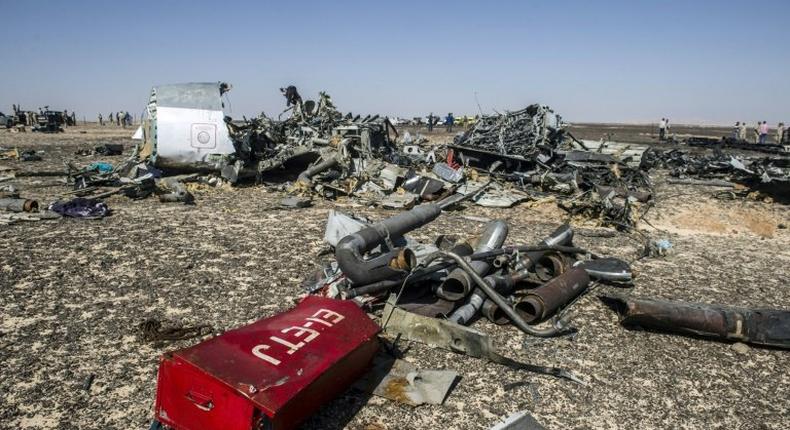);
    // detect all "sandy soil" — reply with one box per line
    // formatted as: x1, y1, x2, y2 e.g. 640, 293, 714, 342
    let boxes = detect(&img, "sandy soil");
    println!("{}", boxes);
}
1, 125, 788, 429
